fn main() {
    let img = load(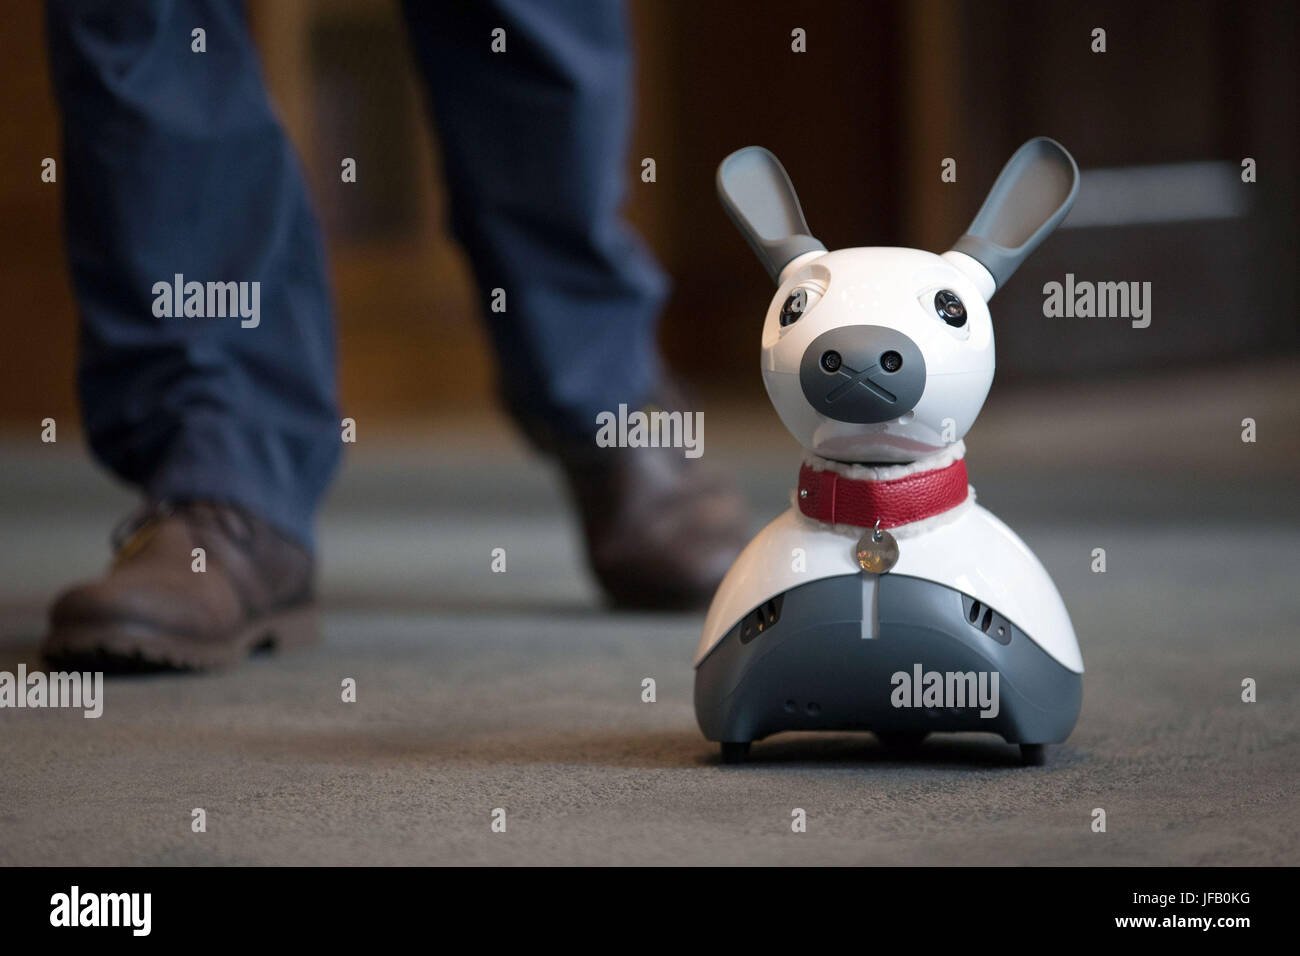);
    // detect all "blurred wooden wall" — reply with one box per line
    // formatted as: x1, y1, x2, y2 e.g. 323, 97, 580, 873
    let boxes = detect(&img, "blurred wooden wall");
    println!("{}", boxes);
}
1, 0, 1295, 432
0, 2, 77, 430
